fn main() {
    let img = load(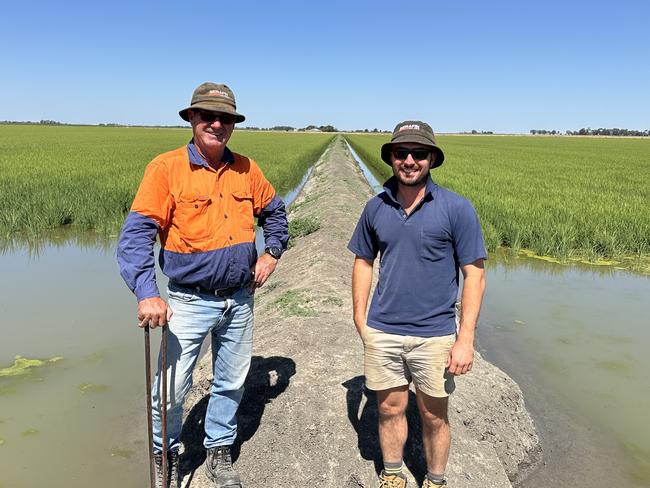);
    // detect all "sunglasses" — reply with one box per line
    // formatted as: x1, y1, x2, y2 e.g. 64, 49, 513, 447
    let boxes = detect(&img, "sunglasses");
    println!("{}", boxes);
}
392, 148, 431, 161
195, 110, 237, 125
